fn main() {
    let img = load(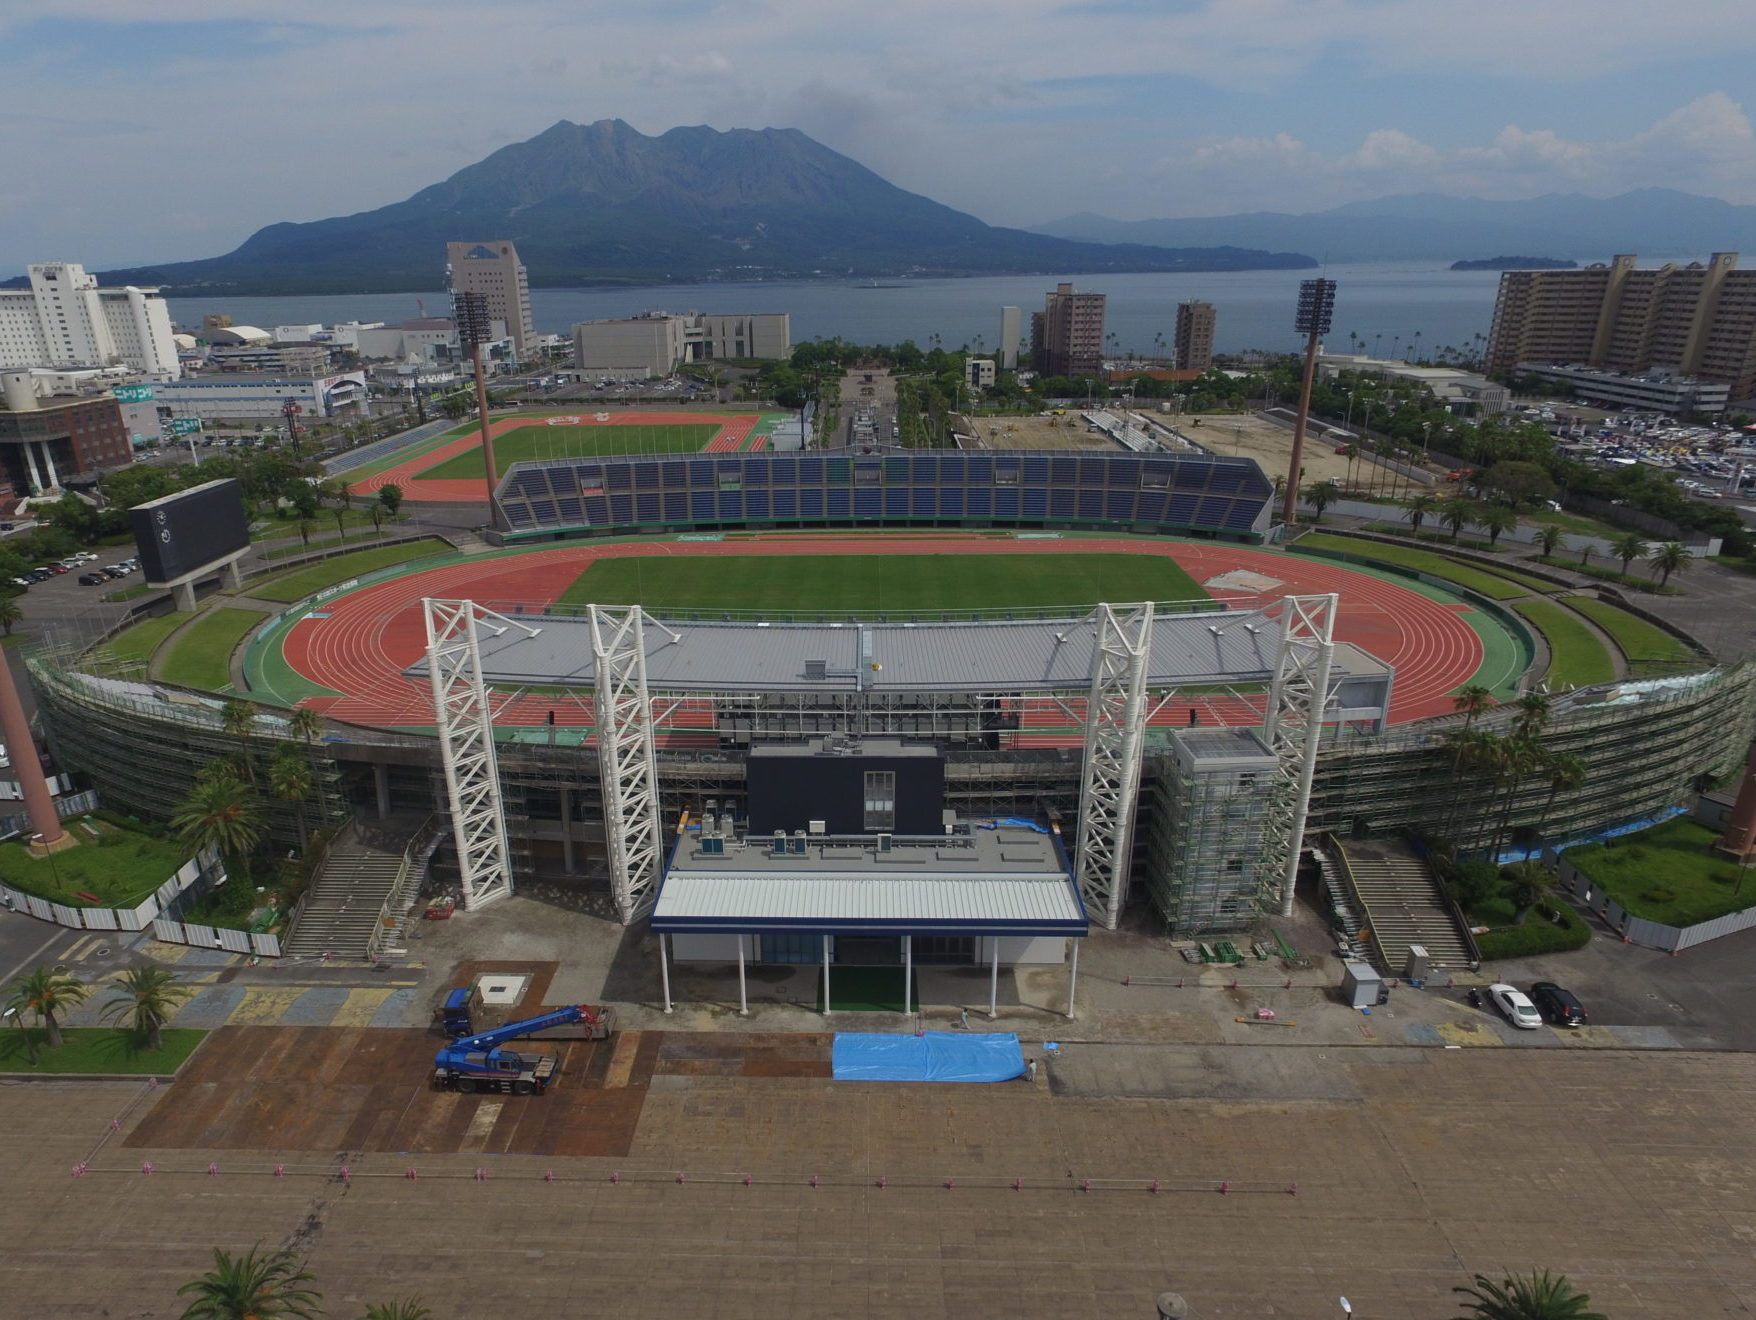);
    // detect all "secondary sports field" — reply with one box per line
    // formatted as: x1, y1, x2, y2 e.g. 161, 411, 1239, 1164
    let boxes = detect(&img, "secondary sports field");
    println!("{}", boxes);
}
347, 411, 788, 503
556, 553, 1208, 615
